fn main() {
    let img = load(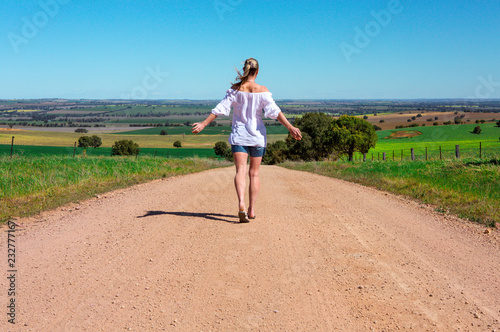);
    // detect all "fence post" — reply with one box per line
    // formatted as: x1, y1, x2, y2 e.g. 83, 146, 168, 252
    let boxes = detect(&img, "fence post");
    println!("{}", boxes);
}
383, 152, 386, 161
411, 148, 415, 161
455, 145, 460, 159
73, 142, 76, 158
10, 136, 14, 158
439, 146, 442, 160
479, 142, 482, 159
